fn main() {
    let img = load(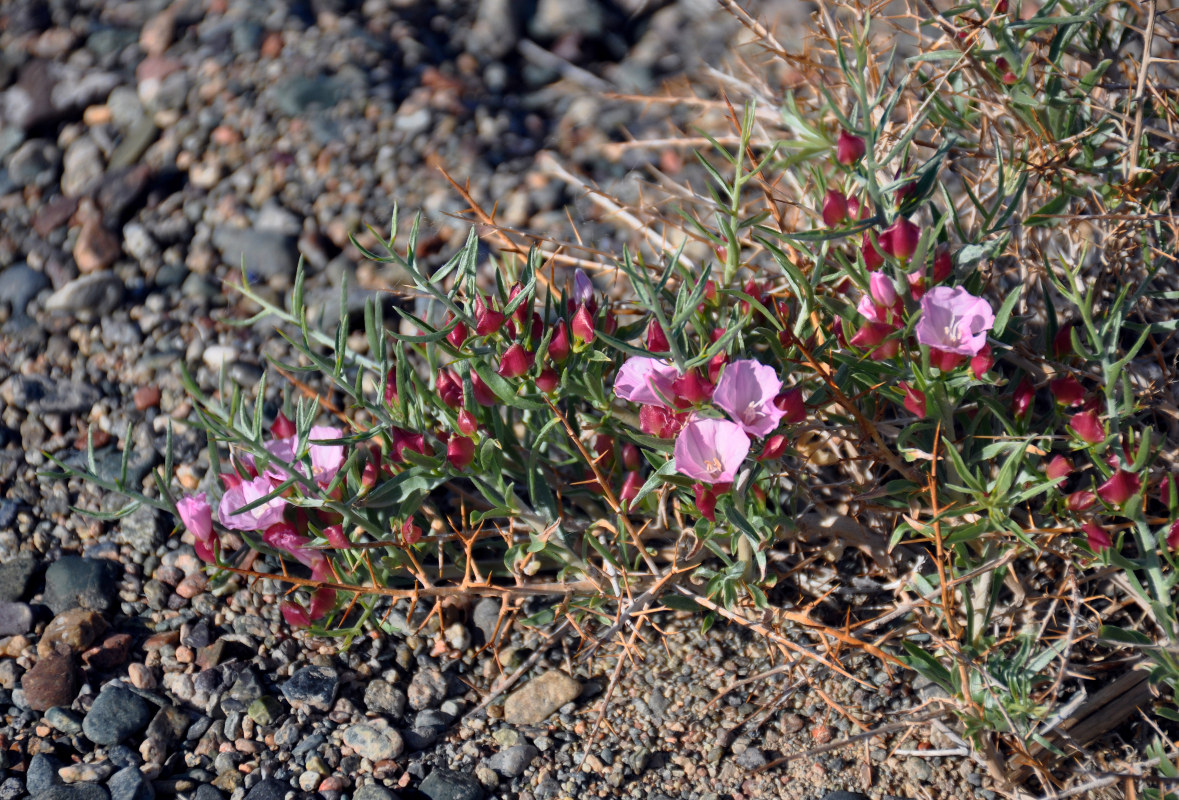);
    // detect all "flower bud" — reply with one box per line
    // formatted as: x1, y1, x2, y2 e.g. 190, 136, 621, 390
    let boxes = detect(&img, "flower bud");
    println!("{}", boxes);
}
1045, 455, 1073, 482
619, 471, 642, 503
573, 269, 596, 313
497, 343, 534, 379
1097, 469, 1140, 507
1067, 490, 1096, 512
473, 295, 505, 337
530, 312, 544, 344
390, 428, 428, 462
447, 435, 475, 469
869, 271, 898, 308
1168, 520, 1179, 549
508, 283, 530, 327
1050, 375, 1085, 406
402, 517, 422, 545
447, 318, 469, 349
604, 310, 617, 335
672, 368, 713, 405
281, 601, 311, 628
646, 320, 670, 353
907, 270, 926, 301
535, 367, 559, 394
471, 370, 496, 406
437, 369, 462, 408
900, 382, 926, 418
693, 482, 717, 522
324, 525, 349, 549
271, 411, 296, 439
1053, 322, 1077, 359
933, 248, 953, 283
862, 232, 885, 270
708, 350, 727, 384
547, 320, 570, 362
704, 280, 717, 303
758, 434, 788, 461
850, 321, 894, 349
571, 304, 595, 345
457, 408, 478, 436
881, 218, 920, 261
1082, 521, 1112, 551
930, 348, 966, 372
384, 369, 398, 407
1013, 378, 1034, 417
640, 404, 680, 438
774, 388, 806, 424
621, 443, 641, 471
836, 130, 866, 166
822, 190, 849, 227
970, 344, 994, 379
1069, 410, 1104, 444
